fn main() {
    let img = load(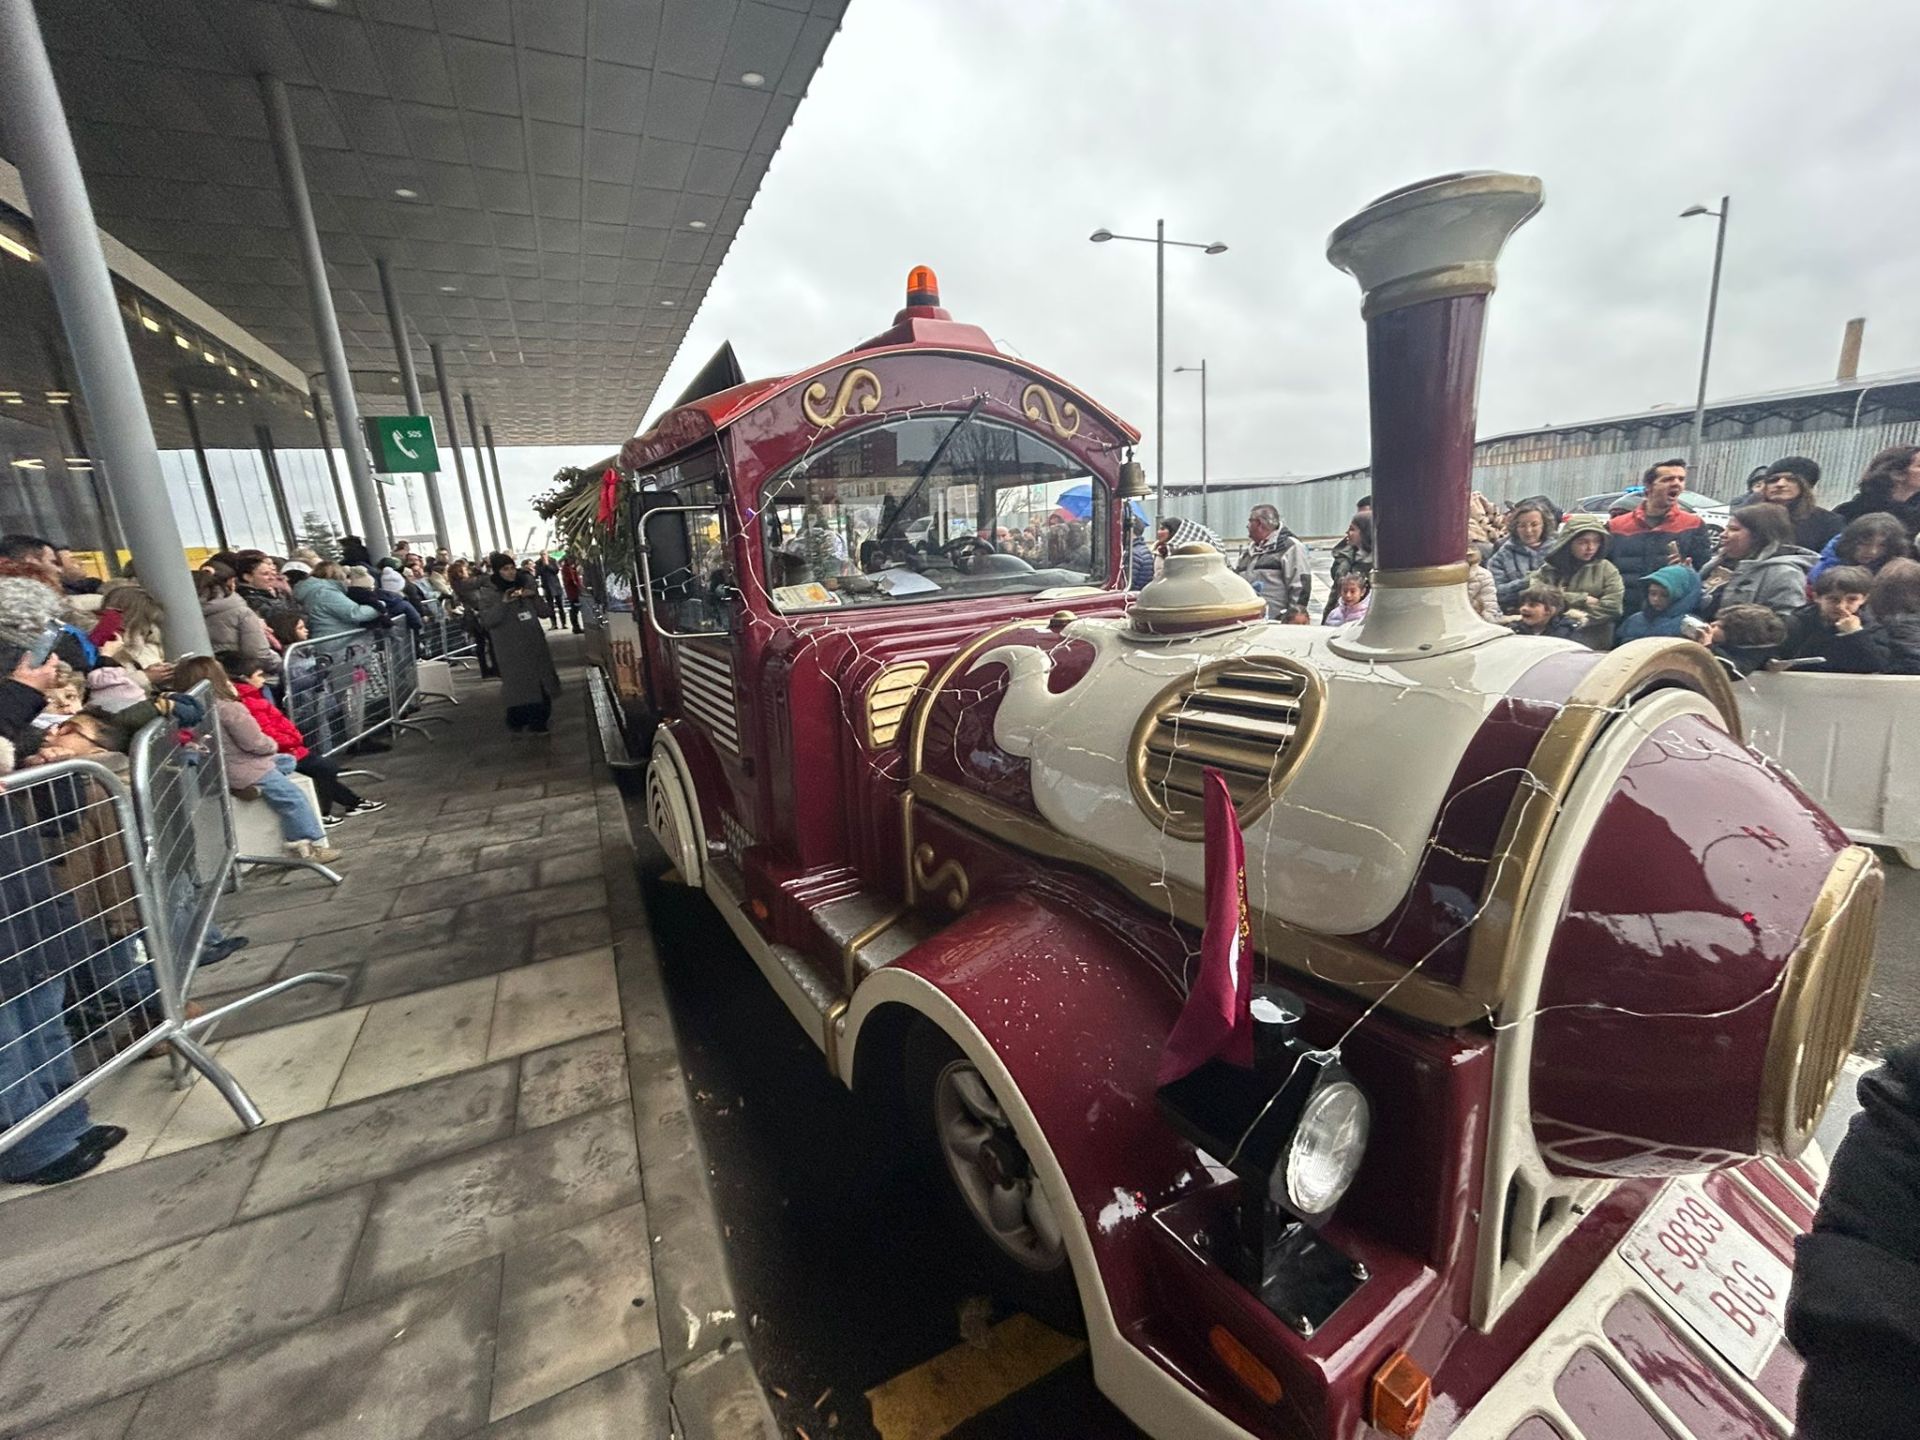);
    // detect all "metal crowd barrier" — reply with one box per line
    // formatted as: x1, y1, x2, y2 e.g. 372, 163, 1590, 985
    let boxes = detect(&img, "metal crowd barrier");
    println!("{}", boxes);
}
278, 622, 449, 757
417, 610, 478, 663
